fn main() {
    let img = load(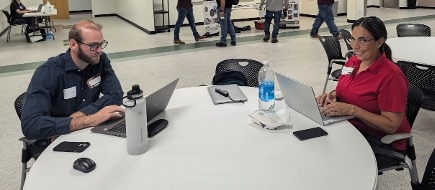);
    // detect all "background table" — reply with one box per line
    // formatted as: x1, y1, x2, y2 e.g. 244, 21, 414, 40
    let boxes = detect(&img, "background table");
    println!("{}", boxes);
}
23, 86, 377, 190
23, 9, 57, 37
387, 37, 435, 66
